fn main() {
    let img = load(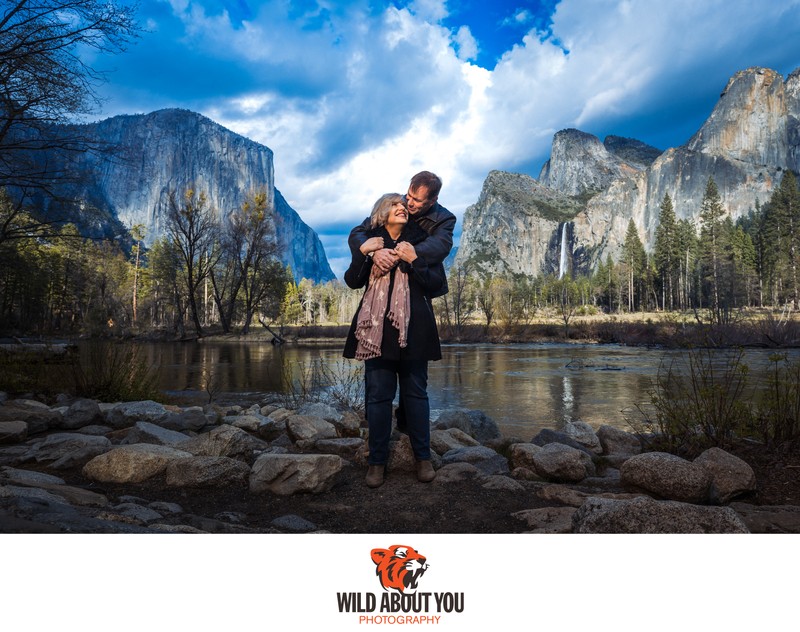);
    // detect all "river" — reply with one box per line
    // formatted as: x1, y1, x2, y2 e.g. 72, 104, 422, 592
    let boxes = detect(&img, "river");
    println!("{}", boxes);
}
132, 341, 797, 439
